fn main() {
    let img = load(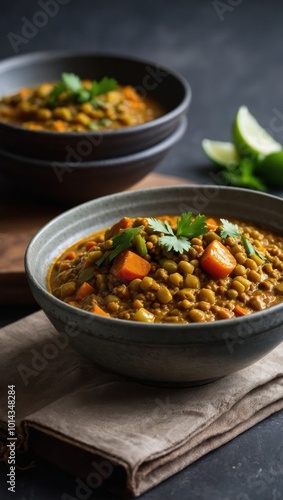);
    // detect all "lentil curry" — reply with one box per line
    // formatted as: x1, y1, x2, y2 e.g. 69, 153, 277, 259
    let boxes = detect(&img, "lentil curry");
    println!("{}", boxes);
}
48, 214, 283, 323
0, 73, 164, 132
